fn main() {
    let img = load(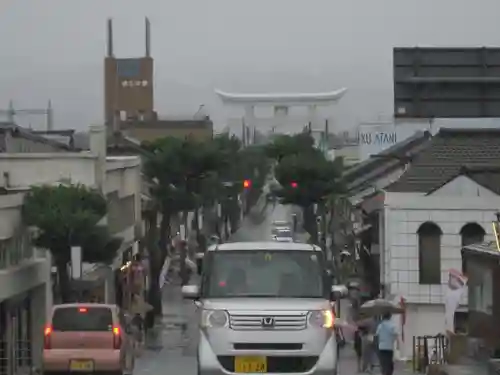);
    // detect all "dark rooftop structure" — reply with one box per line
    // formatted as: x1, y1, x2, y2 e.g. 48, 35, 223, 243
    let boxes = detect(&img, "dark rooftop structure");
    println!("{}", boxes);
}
31, 129, 76, 149
118, 116, 214, 143
0, 122, 73, 152
386, 128, 500, 193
